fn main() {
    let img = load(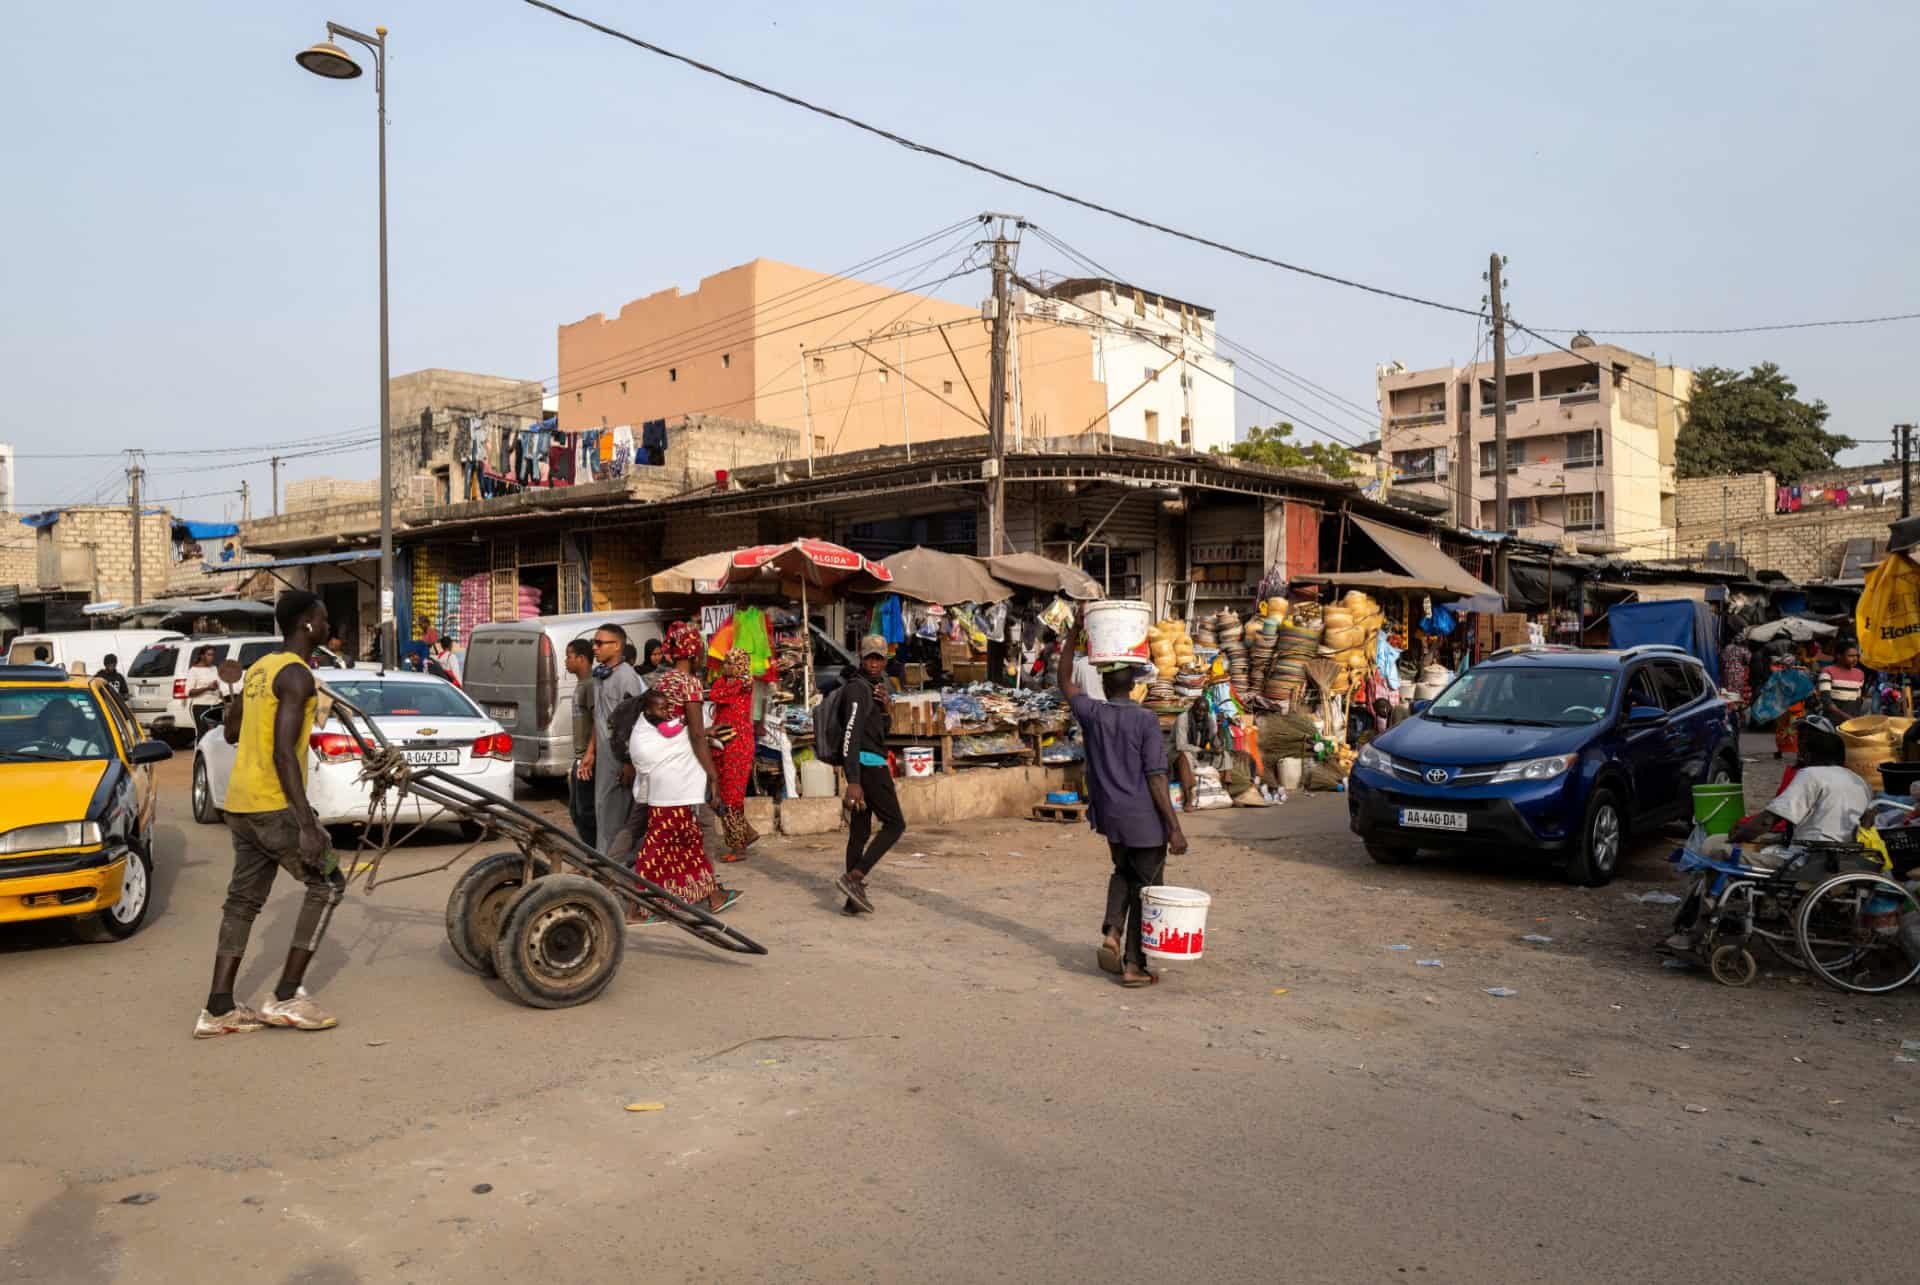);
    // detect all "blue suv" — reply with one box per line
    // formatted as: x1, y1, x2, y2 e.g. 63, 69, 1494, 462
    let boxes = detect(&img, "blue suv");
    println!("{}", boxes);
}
1347, 645, 1740, 886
